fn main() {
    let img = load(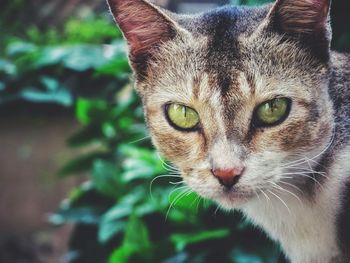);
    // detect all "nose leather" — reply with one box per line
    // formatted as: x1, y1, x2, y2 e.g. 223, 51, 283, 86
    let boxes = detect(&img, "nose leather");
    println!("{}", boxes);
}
211, 167, 244, 188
